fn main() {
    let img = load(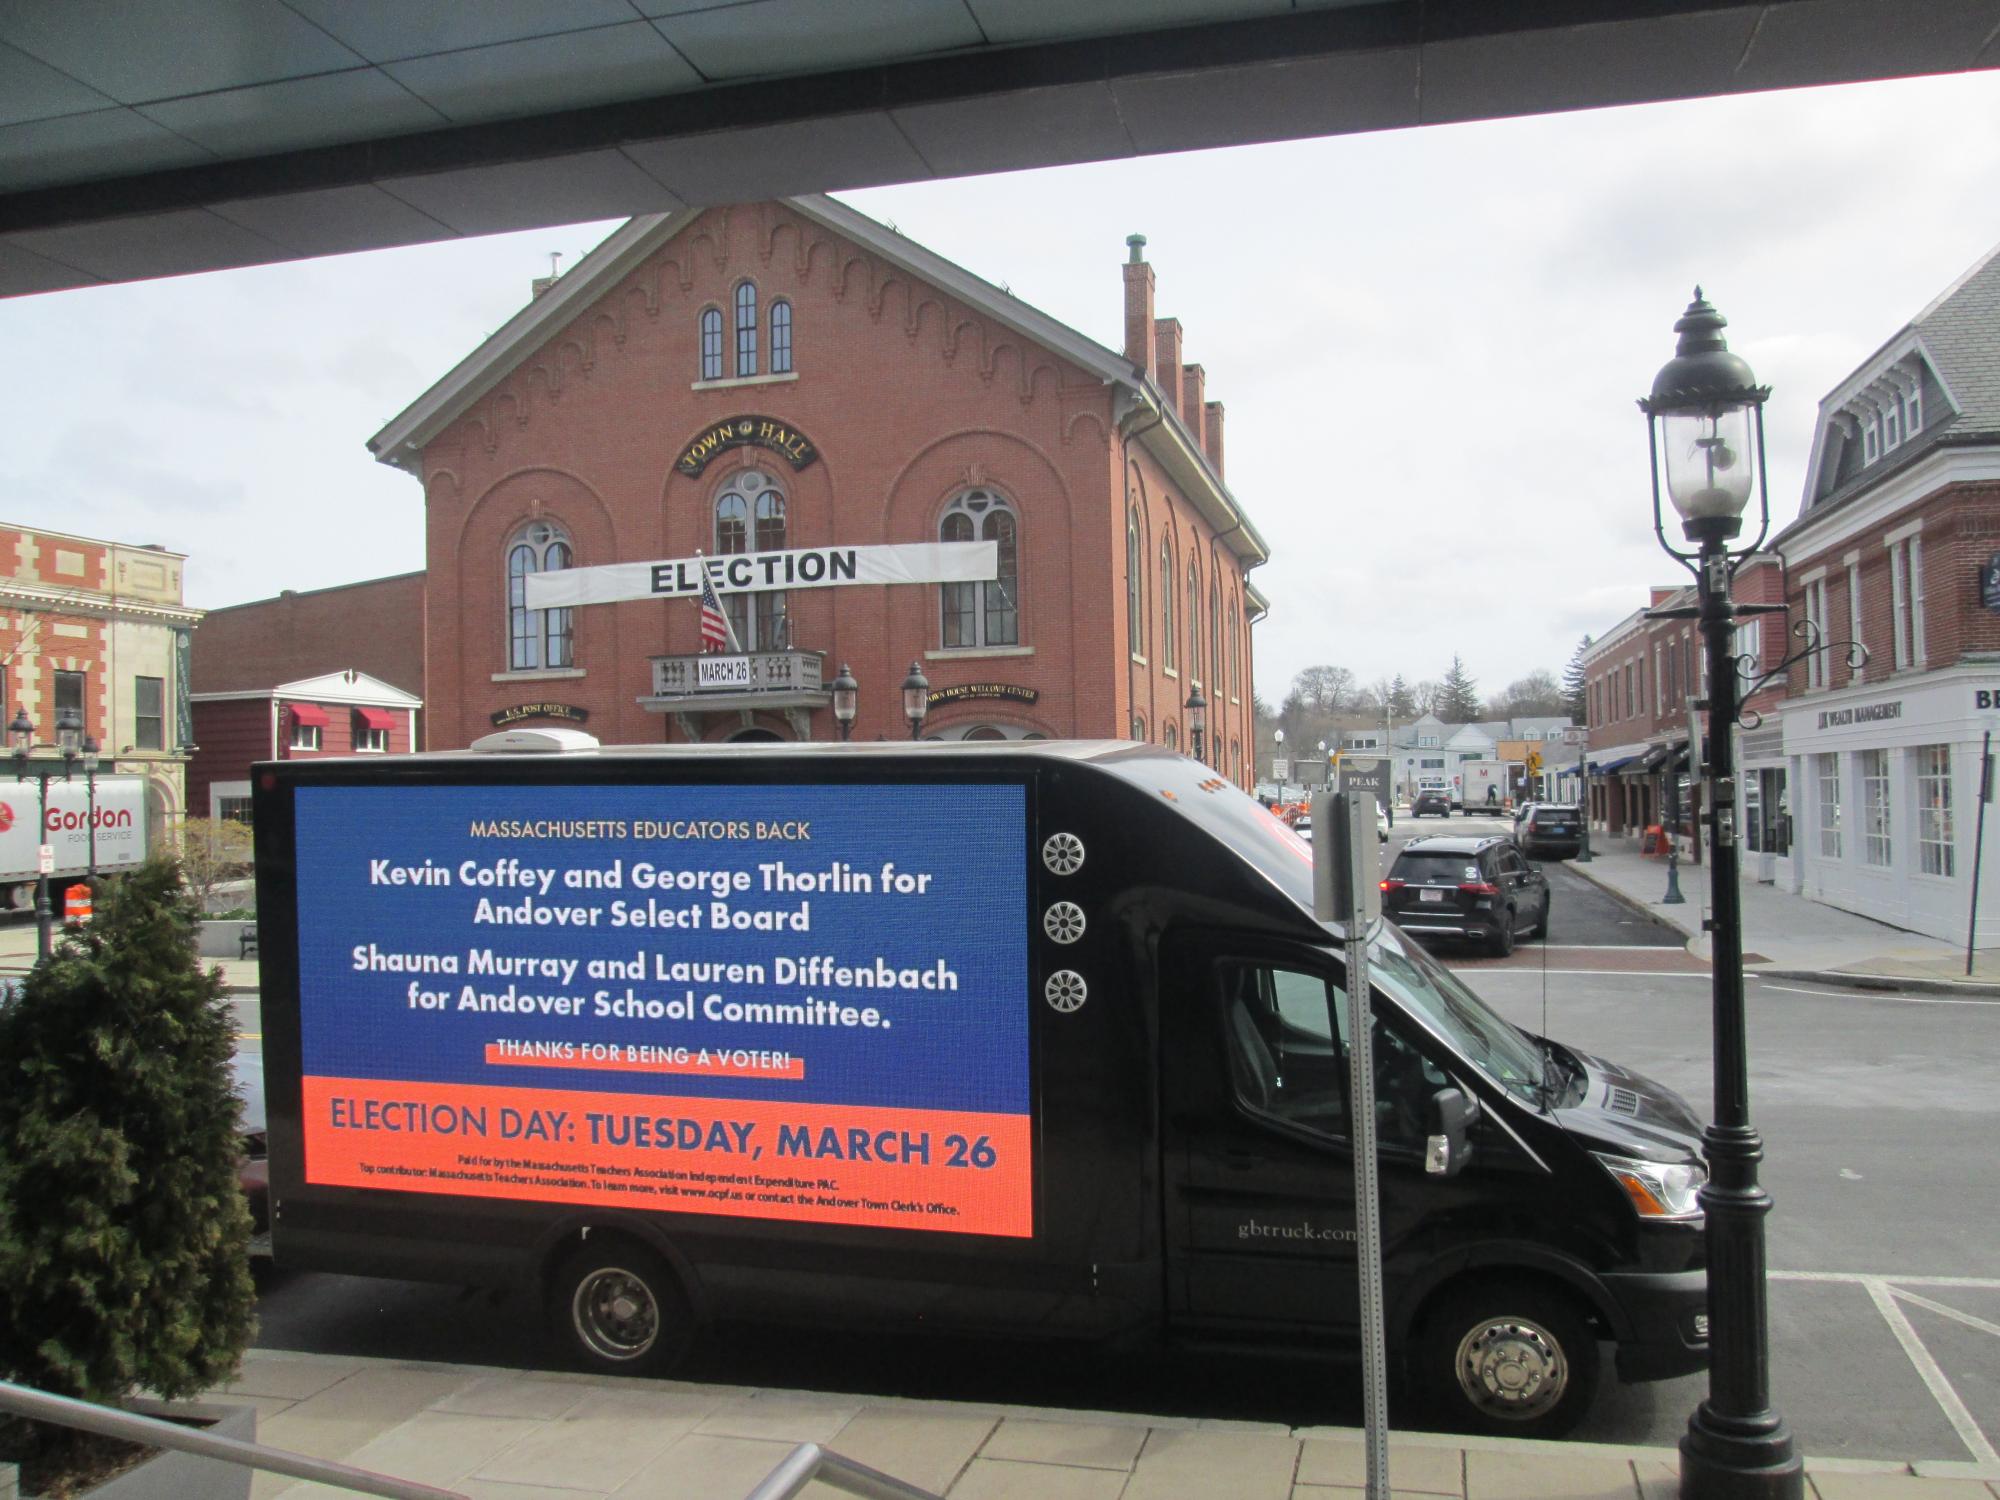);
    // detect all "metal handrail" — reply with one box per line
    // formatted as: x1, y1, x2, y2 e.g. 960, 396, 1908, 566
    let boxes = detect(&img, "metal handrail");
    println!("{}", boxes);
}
742, 1442, 944, 1500
0, 1380, 467, 1500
